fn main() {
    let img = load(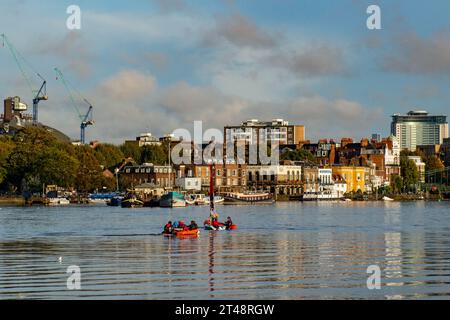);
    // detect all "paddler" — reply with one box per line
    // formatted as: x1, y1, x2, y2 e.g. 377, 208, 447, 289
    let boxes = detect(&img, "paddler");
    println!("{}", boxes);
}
188, 220, 198, 230
224, 216, 233, 229
163, 221, 173, 234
